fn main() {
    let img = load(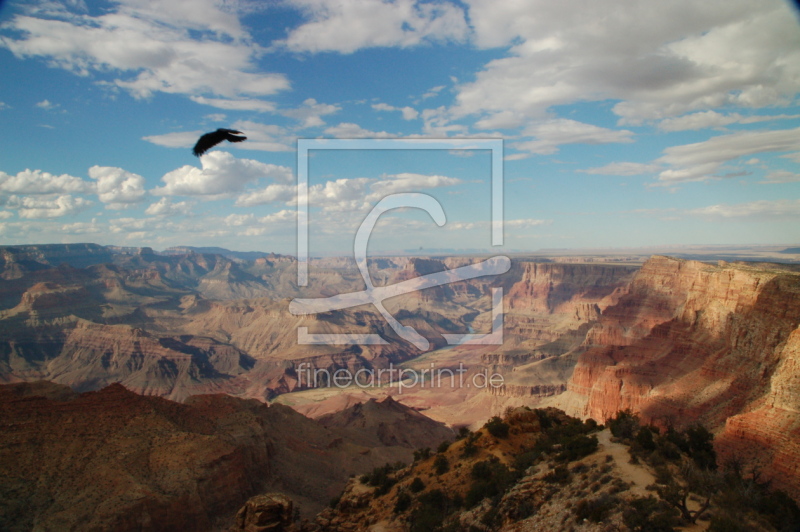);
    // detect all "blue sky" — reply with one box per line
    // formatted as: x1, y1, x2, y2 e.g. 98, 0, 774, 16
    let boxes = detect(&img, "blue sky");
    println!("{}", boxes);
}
1, 0, 799, 255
